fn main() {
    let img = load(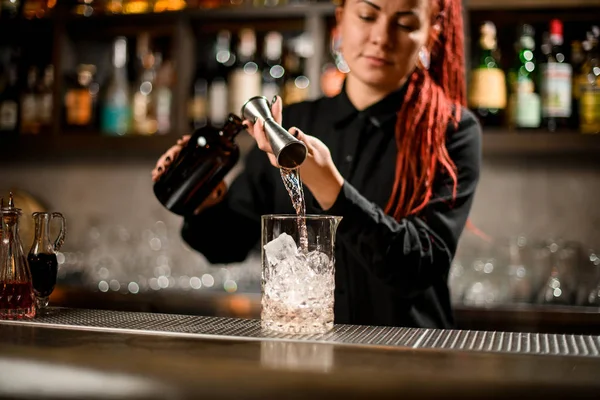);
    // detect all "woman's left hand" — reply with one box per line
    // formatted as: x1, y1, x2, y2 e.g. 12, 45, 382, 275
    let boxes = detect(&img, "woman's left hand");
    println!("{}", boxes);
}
244, 96, 344, 210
